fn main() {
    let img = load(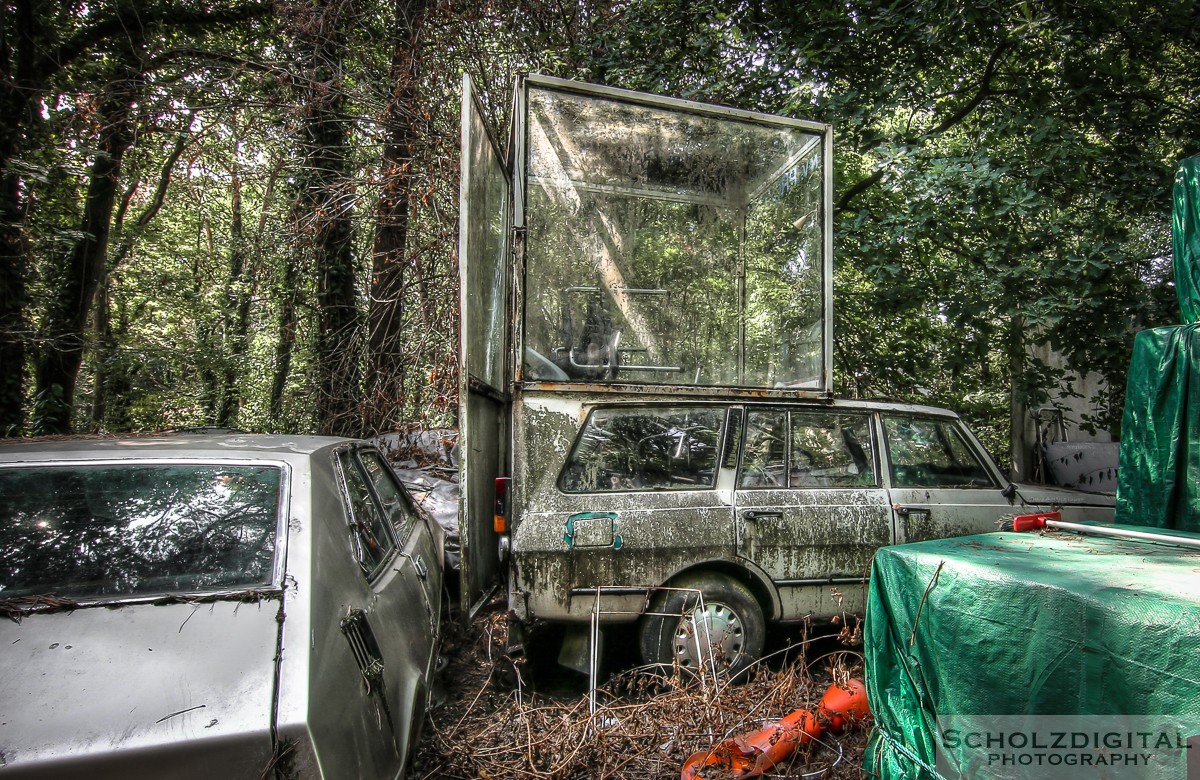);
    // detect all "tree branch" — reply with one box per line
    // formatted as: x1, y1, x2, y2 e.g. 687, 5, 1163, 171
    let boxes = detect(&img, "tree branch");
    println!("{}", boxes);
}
925, 41, 1010, 138
143, 47, 276, 76
836, 170, 884, 214
837, 41, 1011, 213
135, 111, 196, 230
33, 1, 274, 85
